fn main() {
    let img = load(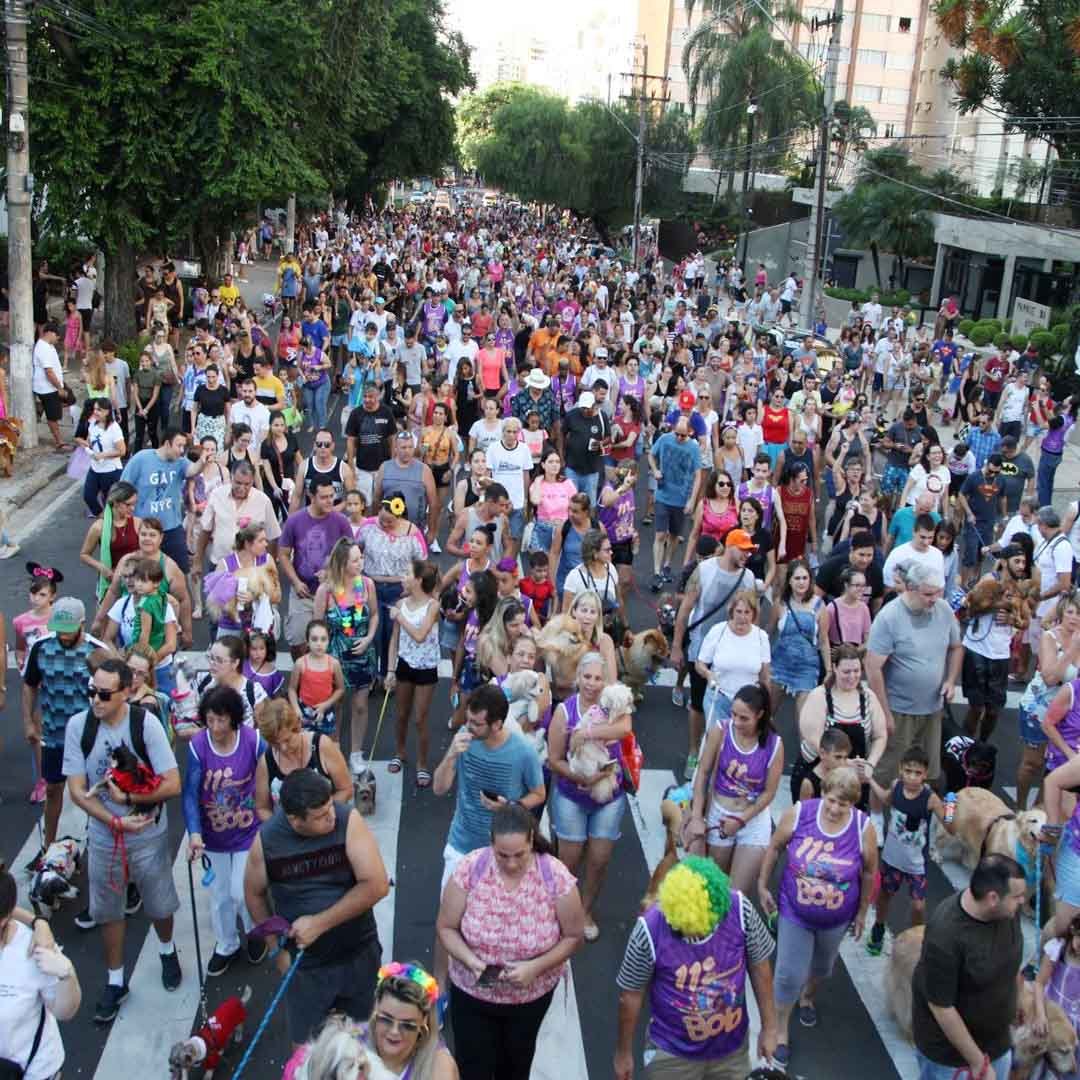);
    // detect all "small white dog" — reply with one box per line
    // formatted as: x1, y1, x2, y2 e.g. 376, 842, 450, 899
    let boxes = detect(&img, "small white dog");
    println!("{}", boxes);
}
569, 684, 636, 804
502, 670, 547, 764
